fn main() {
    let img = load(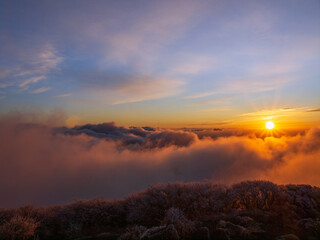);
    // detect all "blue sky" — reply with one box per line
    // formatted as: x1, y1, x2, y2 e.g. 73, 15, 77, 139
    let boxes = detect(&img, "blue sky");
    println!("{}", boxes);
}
0, 0, 319, 128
